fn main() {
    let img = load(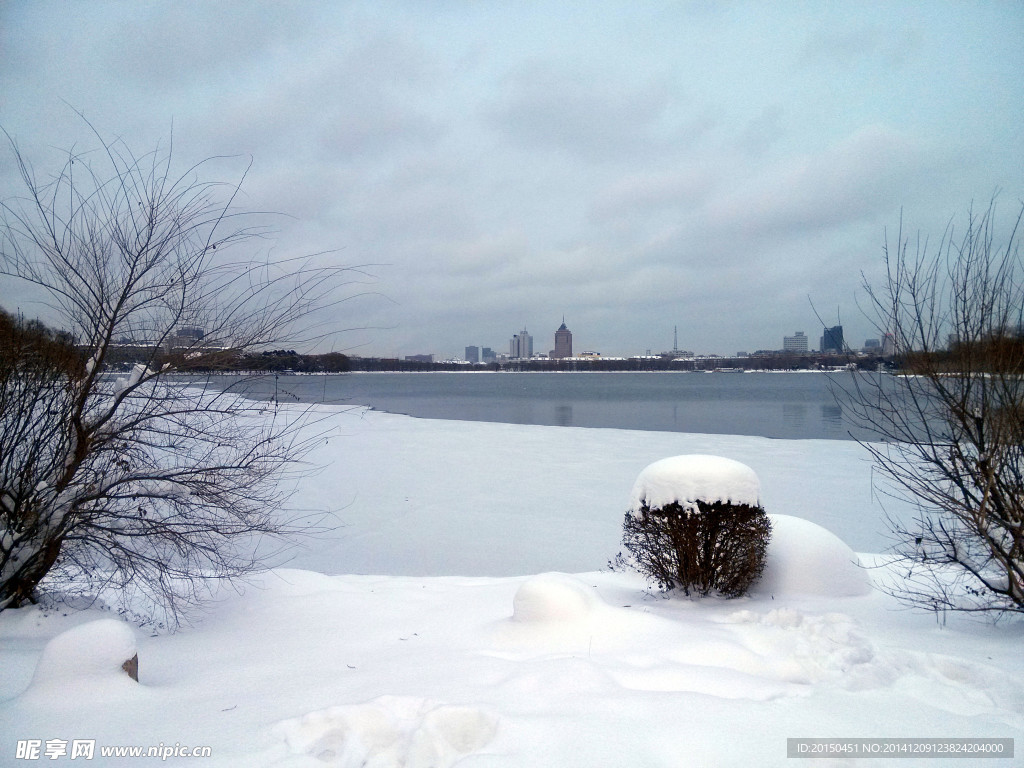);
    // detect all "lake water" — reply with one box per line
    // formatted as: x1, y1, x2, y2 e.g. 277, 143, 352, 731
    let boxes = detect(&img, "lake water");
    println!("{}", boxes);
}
229, 371, 876, 441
